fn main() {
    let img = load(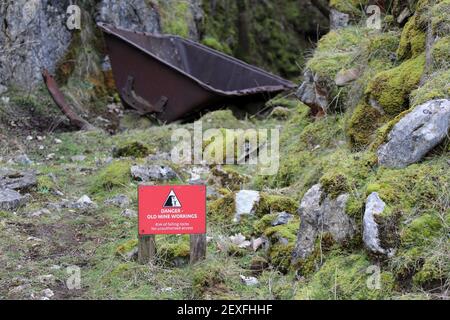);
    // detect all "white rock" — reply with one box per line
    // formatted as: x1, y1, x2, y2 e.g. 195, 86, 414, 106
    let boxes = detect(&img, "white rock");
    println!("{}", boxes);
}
54, 138, 62, 144
239, 275, 259, 286
234, 190, 260, 222
363, 192, 395, 256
